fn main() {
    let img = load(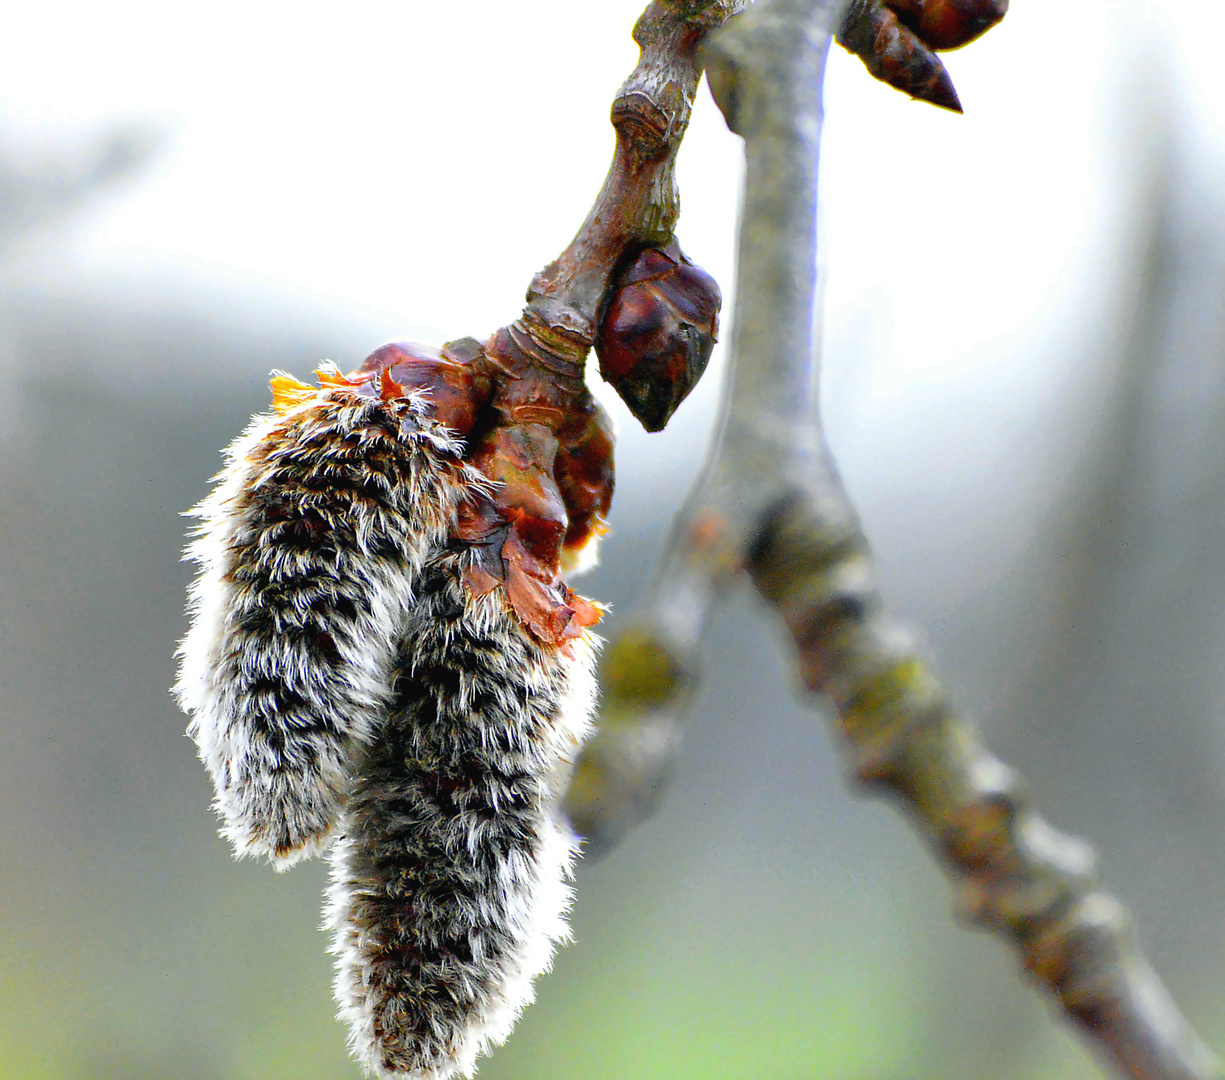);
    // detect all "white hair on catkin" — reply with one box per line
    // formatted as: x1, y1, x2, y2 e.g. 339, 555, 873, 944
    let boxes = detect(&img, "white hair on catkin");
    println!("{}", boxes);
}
175, 383, 487, 868
326, 555, 598, 1079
